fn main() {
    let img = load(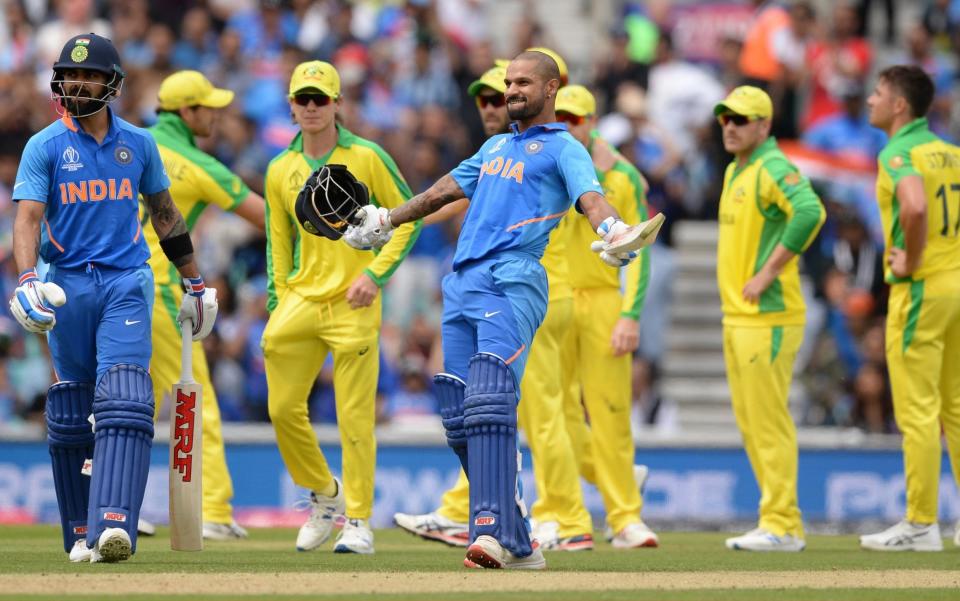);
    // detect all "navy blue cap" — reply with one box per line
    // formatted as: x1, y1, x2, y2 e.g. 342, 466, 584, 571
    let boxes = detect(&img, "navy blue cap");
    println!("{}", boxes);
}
53, 33, 125, 79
